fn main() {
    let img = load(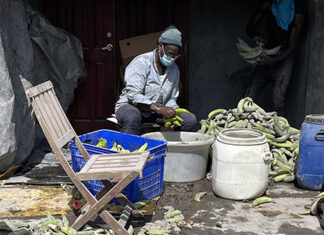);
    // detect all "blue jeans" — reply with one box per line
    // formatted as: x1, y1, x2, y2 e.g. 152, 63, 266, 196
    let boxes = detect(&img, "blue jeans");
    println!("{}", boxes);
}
116, 104, 197, 135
